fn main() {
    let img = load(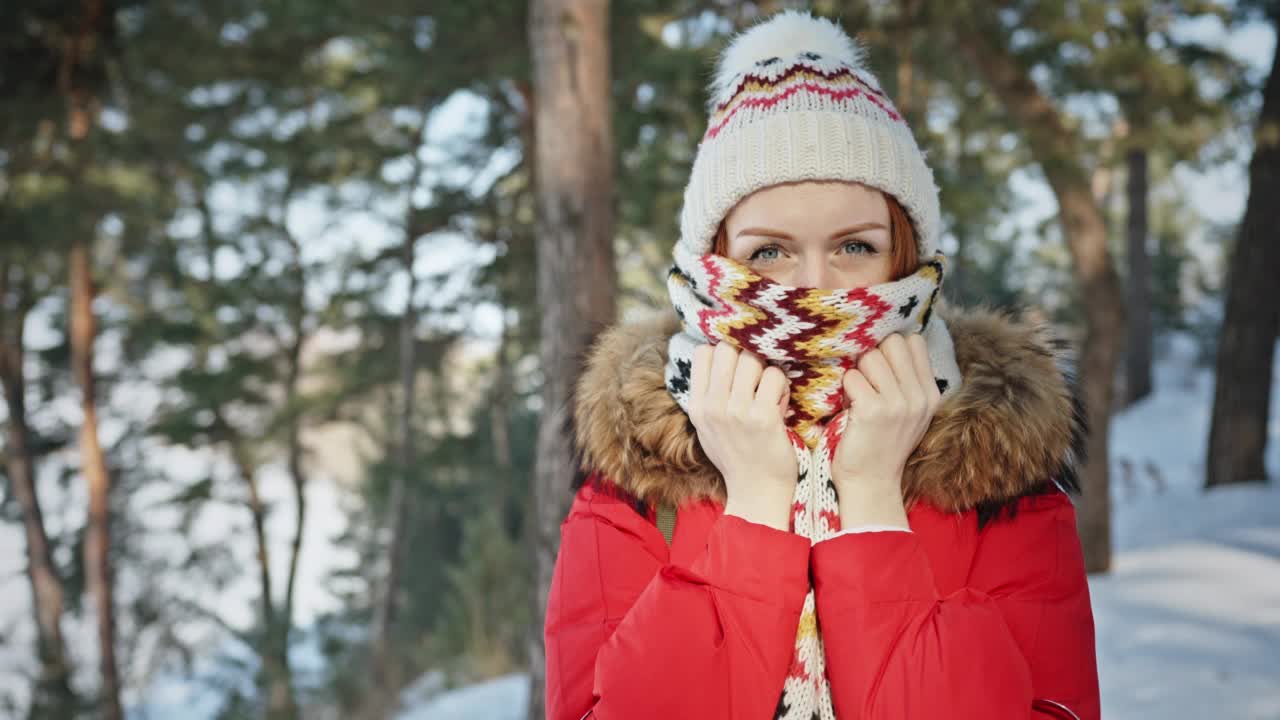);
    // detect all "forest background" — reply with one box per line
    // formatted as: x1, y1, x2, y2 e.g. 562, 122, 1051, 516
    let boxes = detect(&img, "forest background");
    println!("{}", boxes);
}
1, 1, 1277, 718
